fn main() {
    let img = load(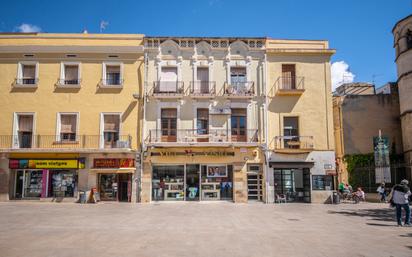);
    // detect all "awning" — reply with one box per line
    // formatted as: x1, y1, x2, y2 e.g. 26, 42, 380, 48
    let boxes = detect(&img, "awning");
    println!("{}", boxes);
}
269, 161, 314, 169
